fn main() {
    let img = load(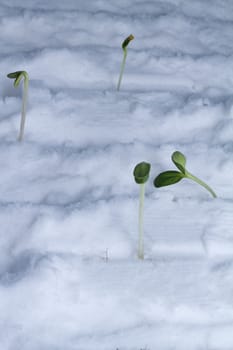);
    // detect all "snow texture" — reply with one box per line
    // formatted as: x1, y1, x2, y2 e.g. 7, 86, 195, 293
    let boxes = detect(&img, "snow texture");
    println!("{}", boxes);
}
0, 0, 233, 349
